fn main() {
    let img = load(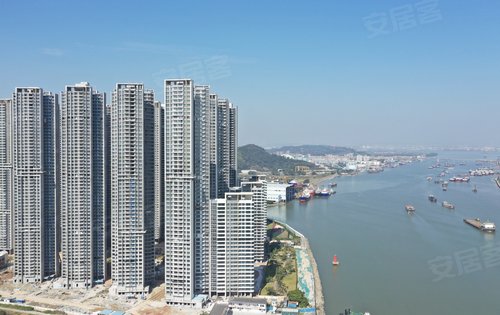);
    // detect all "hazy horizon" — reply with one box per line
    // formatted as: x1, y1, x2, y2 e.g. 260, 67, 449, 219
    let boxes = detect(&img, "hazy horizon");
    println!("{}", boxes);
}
245, 143, 500, 151
1, 0, 499, 147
